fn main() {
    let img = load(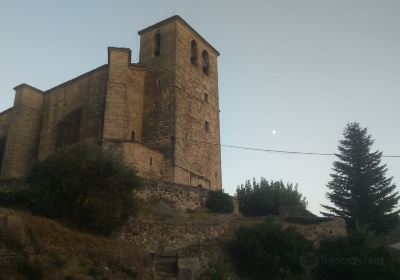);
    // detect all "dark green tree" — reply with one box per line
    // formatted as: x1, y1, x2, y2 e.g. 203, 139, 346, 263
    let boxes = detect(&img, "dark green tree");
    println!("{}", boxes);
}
321, 122, 399, 234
